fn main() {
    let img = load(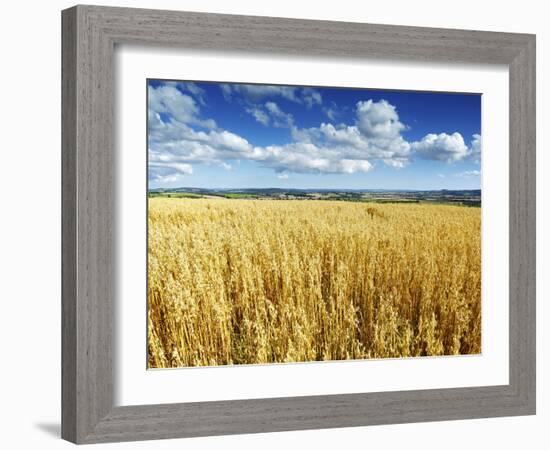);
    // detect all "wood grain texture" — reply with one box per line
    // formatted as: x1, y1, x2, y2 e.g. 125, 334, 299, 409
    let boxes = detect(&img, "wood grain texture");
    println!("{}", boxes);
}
508, 36, 536, 409
61, 7, 77, 443
61, 4, 536, 444
62, 5, 114, 443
